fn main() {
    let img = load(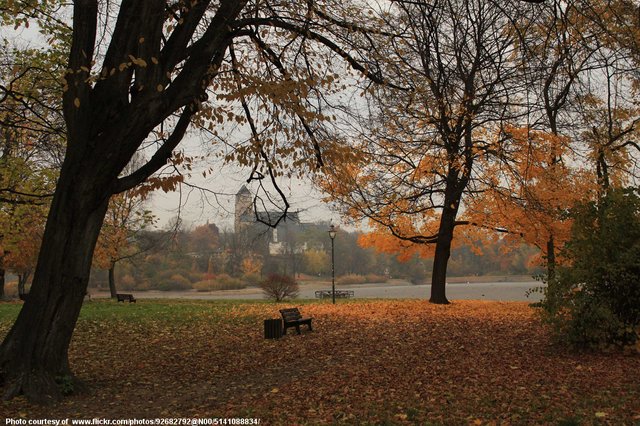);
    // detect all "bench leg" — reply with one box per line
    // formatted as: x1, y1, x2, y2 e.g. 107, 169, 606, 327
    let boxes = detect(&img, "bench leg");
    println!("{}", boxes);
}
295, 324, 301, 334
308, 322, 313, 332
